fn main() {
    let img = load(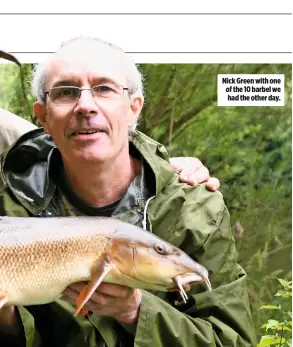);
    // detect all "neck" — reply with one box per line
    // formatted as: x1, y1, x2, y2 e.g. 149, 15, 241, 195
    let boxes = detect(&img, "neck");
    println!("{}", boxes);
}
62, 151, 141, 207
